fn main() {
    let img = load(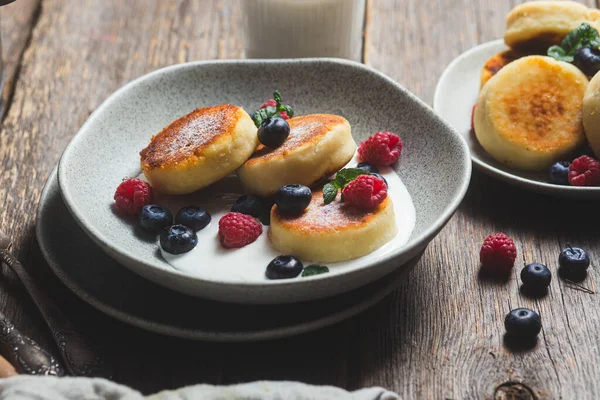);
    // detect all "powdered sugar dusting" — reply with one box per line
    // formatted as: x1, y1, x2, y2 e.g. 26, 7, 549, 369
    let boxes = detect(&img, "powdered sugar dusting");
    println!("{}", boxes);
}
140, 105, 238, 167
